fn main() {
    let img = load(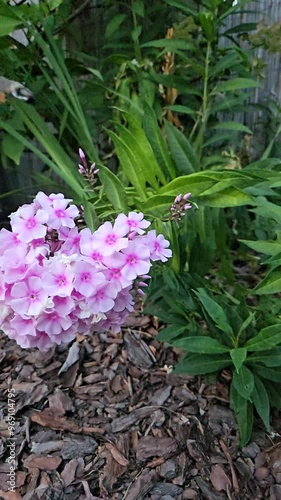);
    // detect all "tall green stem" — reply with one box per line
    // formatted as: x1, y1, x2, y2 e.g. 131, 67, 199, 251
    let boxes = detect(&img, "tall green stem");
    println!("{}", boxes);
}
131, 2, 141, 61
194, 41, 211, 162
